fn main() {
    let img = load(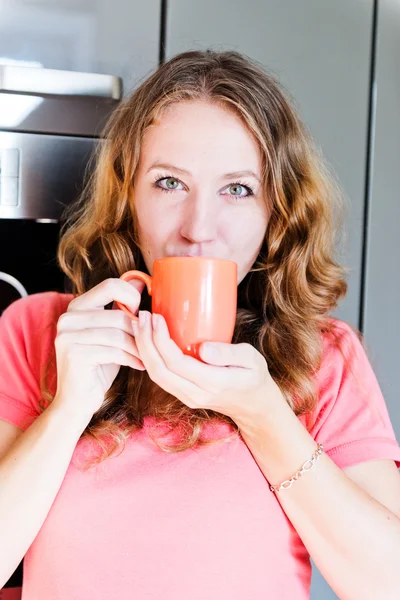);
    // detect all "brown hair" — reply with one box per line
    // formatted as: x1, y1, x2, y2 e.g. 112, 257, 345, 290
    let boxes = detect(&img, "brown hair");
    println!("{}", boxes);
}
41, 49, 355, 468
